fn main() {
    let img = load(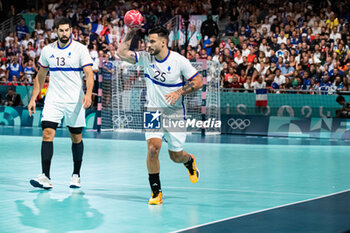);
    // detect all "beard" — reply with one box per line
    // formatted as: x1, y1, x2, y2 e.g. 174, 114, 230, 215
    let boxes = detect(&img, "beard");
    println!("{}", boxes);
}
58, 34, 70, 44
148, 47, 161, 56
